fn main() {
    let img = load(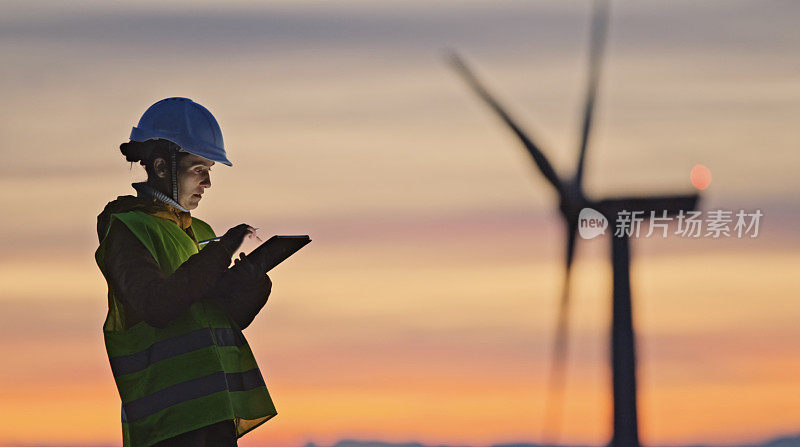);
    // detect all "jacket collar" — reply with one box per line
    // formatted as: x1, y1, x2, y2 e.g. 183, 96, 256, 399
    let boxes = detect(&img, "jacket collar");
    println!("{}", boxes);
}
132, 182, 193, 230
132, 182, 189, 212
